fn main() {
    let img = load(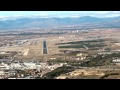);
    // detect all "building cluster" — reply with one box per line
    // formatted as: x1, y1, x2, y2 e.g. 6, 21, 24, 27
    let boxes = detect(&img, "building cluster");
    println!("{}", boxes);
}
0, 60, 64, 79
112, 59, 120, 63
0, 40, 31, 47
